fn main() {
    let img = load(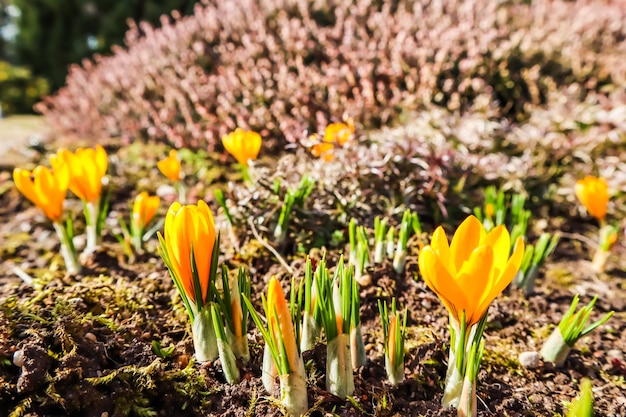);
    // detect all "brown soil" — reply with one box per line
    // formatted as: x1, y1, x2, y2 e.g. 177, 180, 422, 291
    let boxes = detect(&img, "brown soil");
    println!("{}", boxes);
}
0, 137, 624, 417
